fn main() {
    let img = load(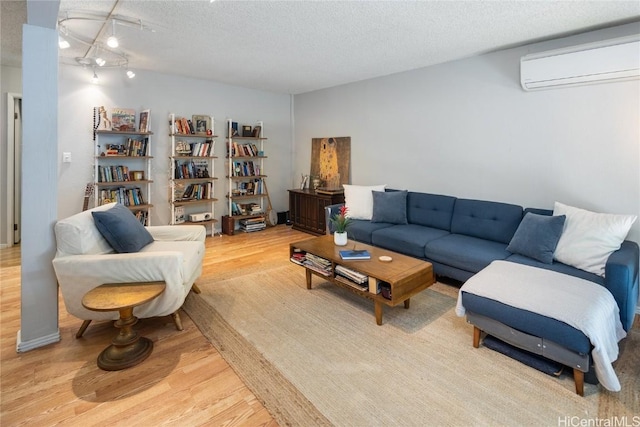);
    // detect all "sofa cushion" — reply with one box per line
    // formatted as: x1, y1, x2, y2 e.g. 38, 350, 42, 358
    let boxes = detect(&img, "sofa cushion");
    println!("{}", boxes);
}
371, 190, 408, 224
406, 192, 456, 231
345, 219, 395, 244
92, 204, 154, 253
372, 224, 449, 259
507, 213, 566, 264
343, 184, 387, 220
54, 202, 117, 256
425, 234, 512, 273
461, 292, 591, 354
553, 202, 637, 277
451, 199, 523, 244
